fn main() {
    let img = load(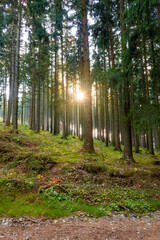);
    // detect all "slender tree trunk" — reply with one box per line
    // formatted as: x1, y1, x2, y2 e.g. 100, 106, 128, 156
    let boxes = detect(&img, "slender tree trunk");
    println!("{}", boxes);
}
30, 39, 35, 129
131, 81, 139, 153
120, 0, 135, 163
105, 89, 109, 146
46, 73, 49, 131
99, 85, 102, 140
113, 87, 121, 151
103, 47, 109, 146
142, 35, 154, 155
37, 39, 41, 132
95, 79, 99, 139
12, 6, 21, 132
151, 39, 160, 149
109, 12, 121, 151
3, 70, 7, 123
54, 36, 59, 135
81, 0, 94, 152
50, 62, 53, 133
23, 84, 26, 124
110, 86, 115, 146
100, 84, 105, 142
61, 34, 66, 138
31, 49, 36, 130
119, 90, 124, 144
42, 78, 45, 130
21, 81, 24, 125
6, 18, 15, 126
